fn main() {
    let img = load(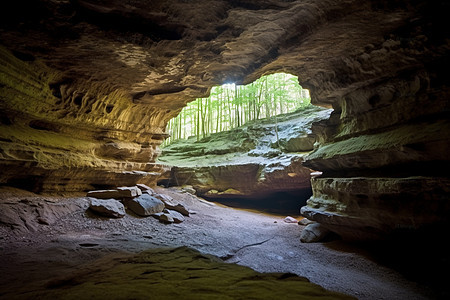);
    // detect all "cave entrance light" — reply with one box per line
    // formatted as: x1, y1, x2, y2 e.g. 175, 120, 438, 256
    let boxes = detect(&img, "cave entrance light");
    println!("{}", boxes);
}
163, 73, 310, 146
